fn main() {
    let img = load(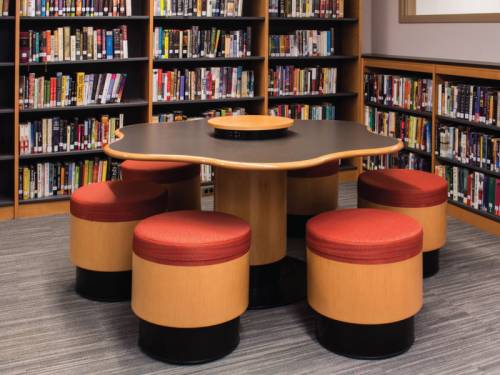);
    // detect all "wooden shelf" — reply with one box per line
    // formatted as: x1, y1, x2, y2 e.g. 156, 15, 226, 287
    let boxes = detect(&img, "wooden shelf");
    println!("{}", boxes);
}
268, 92, 357, 101
20, 150, 104, 160
21, 57, 149, 67
20, 99, 148, 113
403, 145, 432, 157
448, 200, 500, 223
0, 16, 15, 21
19, 195, 71, 204
0, 154, 14, 161
0, 62, 14, 67
437, 156, 500, 178
365, 101, 432, 118
269, 55, 357, 63
20, 16, 149, 21
154, 56, 264, 64
0, 108, 14, 114
437, 115, 500, 132
153, 96, 264, 106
